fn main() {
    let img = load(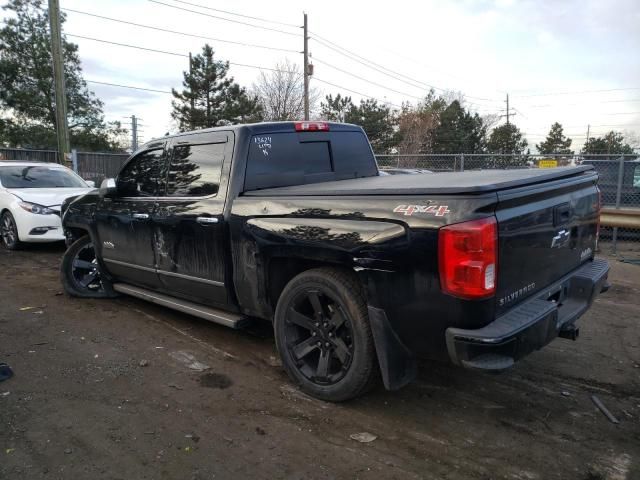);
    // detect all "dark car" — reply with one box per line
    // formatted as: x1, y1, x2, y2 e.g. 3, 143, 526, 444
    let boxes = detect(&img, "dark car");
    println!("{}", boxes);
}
60, 121, 609, 401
